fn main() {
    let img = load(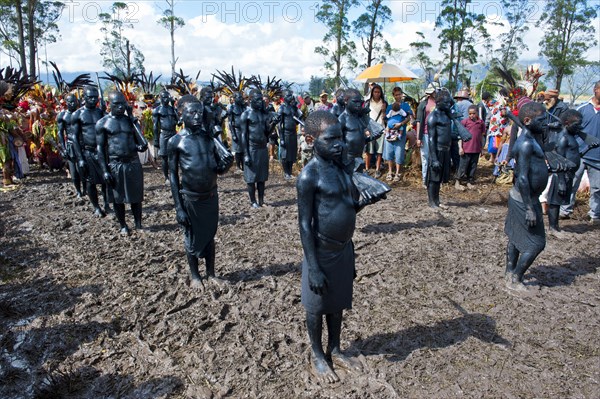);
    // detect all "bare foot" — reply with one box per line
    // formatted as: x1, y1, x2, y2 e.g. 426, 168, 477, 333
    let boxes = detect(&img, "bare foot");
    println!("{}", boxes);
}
331, 351, 363, 372
208, 276, 229, 289
310, 357, 339, 384
190, 278, 206, 291
506, 280, 528, 292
